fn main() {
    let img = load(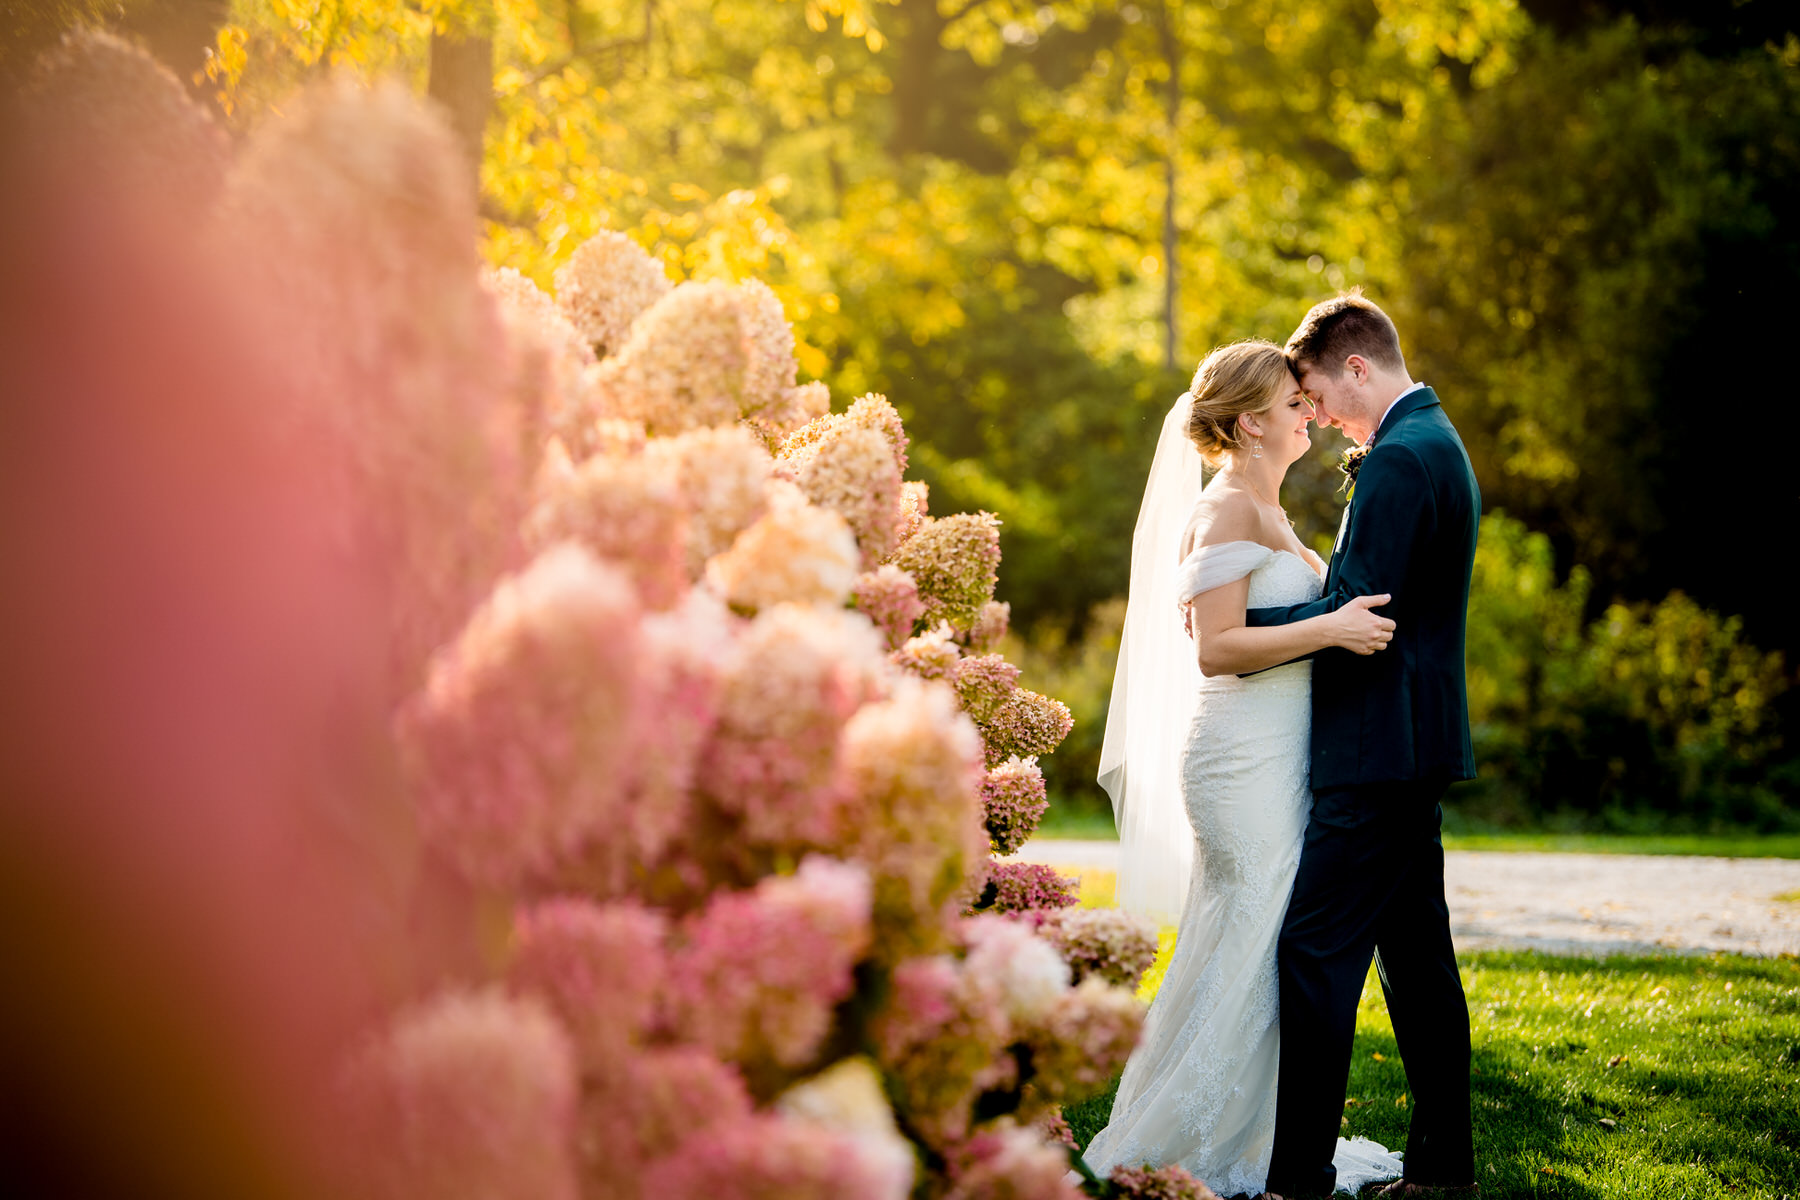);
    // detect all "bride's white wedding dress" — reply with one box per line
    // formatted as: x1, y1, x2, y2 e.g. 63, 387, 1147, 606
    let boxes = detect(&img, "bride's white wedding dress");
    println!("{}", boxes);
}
1082, 542, 1402, 1198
